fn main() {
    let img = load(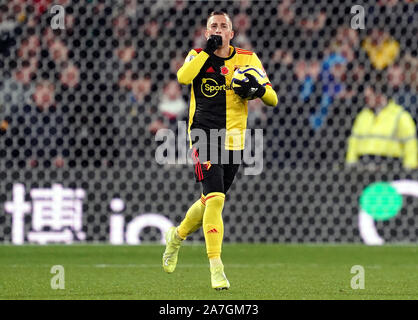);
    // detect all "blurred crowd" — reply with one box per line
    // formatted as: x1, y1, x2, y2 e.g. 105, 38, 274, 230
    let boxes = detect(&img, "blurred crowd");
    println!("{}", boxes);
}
0, 0, 417, 169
